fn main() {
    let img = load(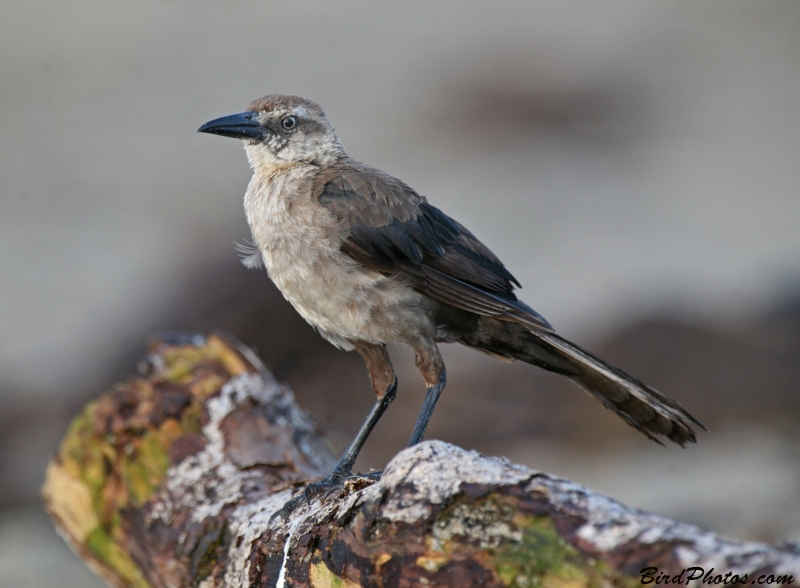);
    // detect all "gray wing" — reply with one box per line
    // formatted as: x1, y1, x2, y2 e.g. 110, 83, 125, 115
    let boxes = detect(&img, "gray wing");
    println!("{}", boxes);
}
313, 161, 553, 332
